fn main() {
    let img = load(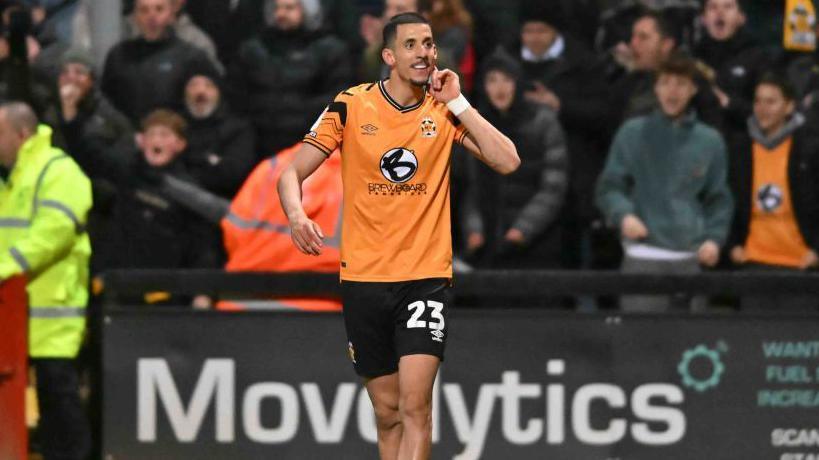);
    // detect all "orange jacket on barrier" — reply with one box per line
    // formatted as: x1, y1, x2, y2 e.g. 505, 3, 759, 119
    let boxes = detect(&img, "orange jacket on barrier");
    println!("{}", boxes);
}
220, 144, 342, 311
